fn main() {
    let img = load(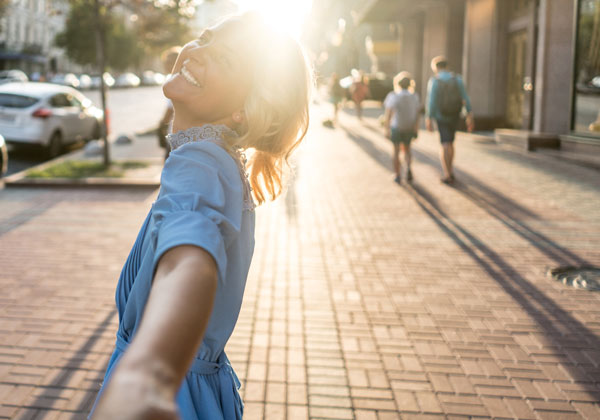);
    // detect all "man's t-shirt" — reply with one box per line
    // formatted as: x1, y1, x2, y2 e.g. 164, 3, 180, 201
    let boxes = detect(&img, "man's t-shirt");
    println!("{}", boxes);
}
384, 90, 420, 131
